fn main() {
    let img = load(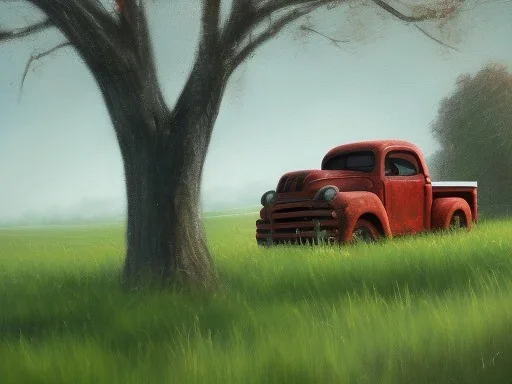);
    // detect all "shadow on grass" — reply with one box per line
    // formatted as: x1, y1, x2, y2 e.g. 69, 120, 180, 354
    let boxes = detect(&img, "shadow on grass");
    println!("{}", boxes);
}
0, 268, 246, 355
